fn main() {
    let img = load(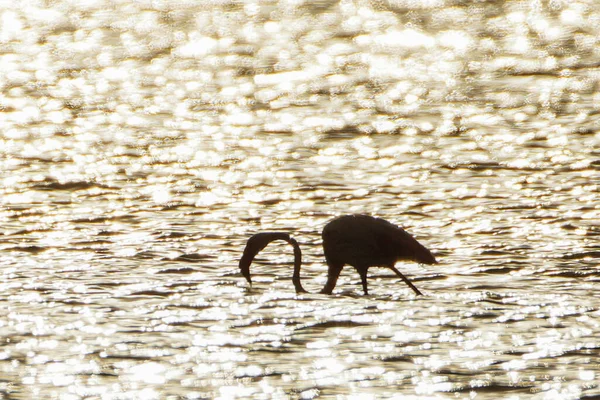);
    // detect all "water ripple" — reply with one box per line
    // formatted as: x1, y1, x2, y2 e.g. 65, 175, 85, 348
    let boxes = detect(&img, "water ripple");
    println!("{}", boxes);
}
1, 0, 599, 398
